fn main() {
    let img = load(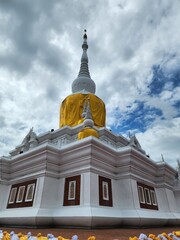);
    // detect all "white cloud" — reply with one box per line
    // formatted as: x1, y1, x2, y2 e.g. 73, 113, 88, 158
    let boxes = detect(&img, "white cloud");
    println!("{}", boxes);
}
0, 0, 179, 168
137, 117, 180, 168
